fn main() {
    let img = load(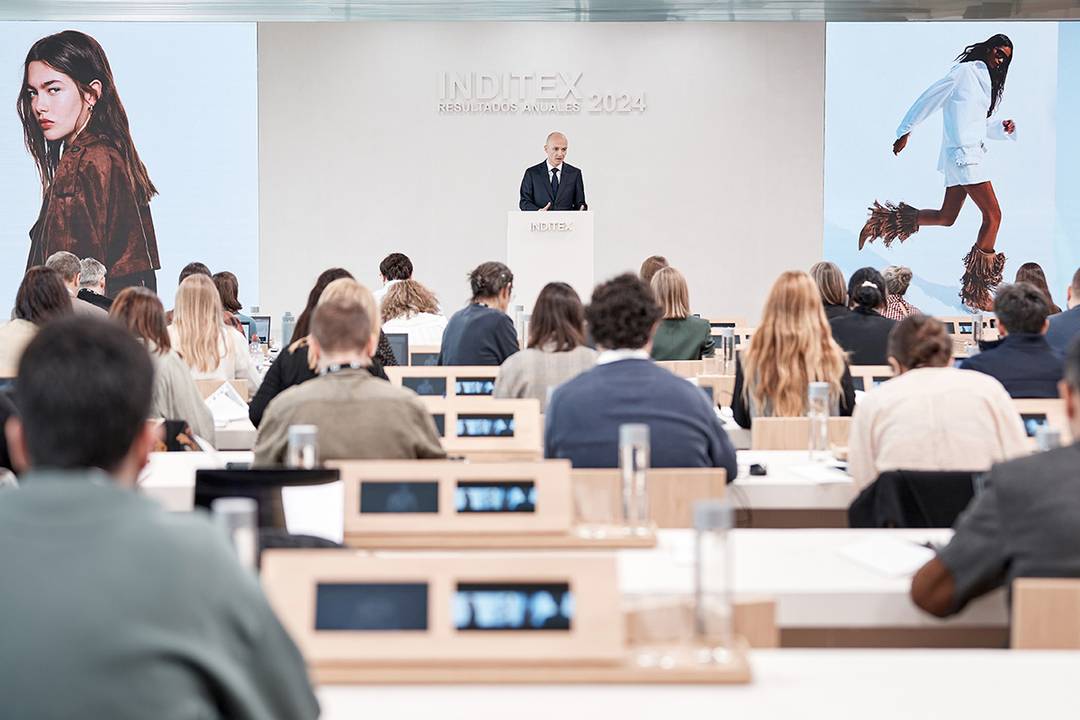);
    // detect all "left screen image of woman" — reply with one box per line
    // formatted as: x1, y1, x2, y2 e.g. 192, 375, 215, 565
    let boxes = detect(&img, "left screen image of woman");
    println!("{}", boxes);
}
18, 30, 160, 294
